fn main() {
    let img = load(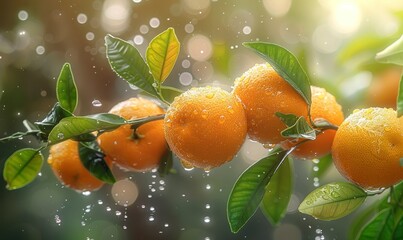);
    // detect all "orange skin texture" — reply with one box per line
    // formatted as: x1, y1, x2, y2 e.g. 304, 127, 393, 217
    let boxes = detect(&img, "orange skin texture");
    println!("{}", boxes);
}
282, 86, 344, 159
48, 140, 104, 192
97, 98, 167, 172
233, 63, 308, 144
332, 108, 403, 189
164, 86, 247, 170
367, 67, 401, 109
